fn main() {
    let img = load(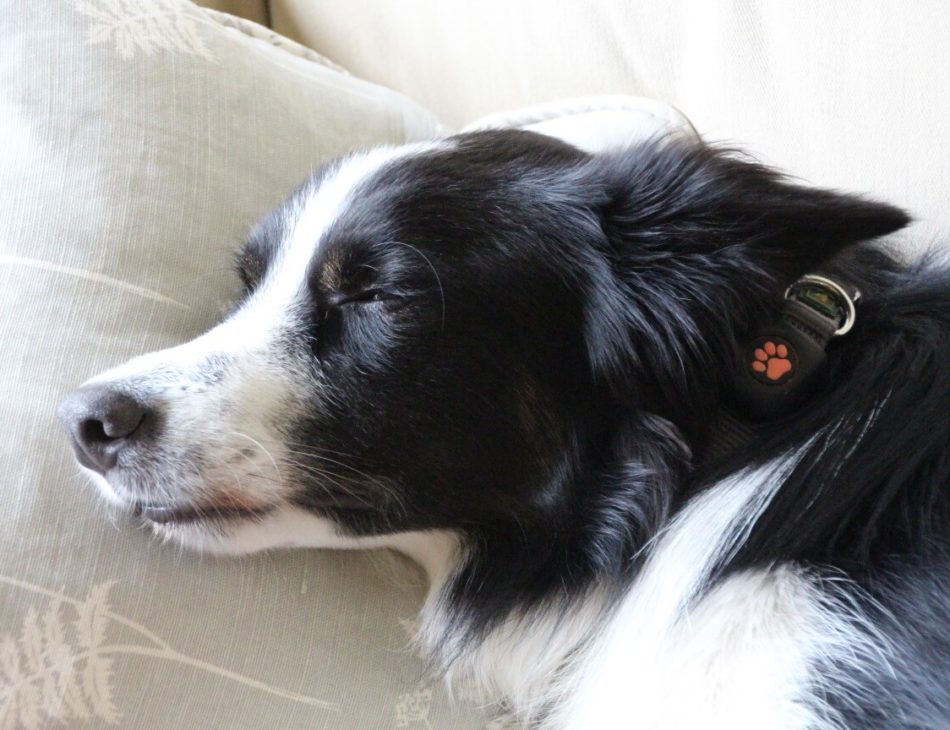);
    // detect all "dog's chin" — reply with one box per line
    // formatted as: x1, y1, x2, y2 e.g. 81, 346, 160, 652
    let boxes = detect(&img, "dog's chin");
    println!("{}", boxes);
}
80, 469, 285, 553
134, 500, 270, 526
135, 501, 370, 556
125, 498, 271, 553
81, 468, 392, 555
144, 516, 249, 553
